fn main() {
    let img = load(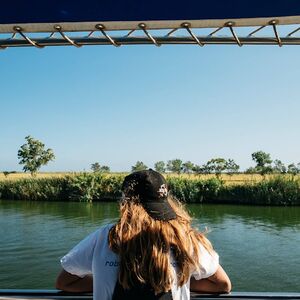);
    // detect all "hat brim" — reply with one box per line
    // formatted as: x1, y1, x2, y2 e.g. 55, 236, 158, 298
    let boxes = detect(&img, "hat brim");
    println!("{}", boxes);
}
142, 201, 176, 221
